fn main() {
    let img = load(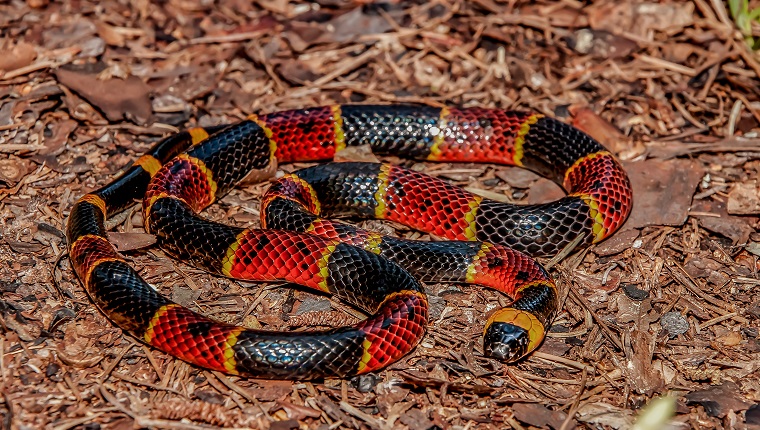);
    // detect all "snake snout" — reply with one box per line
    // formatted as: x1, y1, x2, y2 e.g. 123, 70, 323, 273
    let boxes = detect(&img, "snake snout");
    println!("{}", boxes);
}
483, 322, 530, 363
